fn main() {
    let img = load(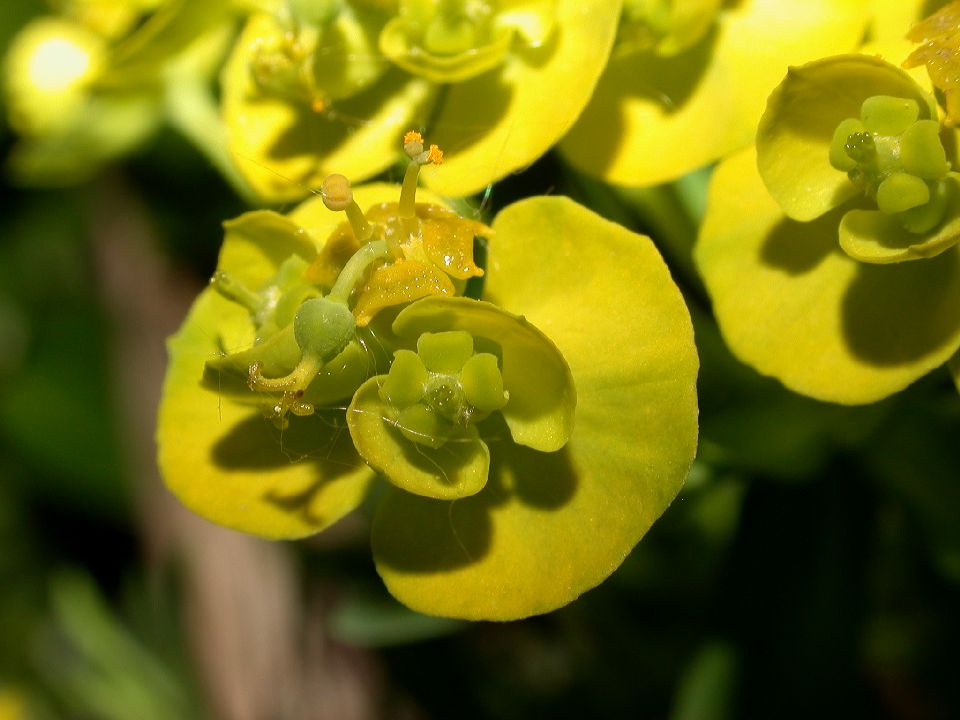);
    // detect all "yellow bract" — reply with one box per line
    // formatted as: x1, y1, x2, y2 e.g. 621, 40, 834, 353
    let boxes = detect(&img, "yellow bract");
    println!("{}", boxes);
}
695, 148, 960, 404
352, 259, 456, 326
560, 0, 869, 187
